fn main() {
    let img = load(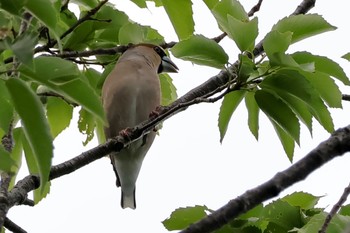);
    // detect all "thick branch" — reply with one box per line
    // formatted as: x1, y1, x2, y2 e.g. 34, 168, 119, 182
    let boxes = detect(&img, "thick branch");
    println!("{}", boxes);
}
181, 125, 350, 233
